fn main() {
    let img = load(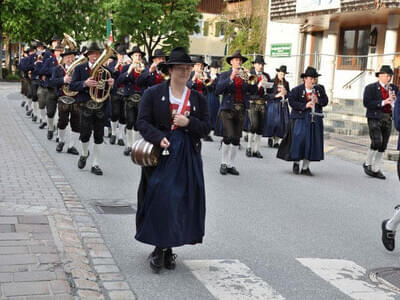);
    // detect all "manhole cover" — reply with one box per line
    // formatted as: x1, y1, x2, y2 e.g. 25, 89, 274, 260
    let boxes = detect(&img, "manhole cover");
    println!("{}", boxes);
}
369, 267, 400, 293
92, 199, 136, 215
